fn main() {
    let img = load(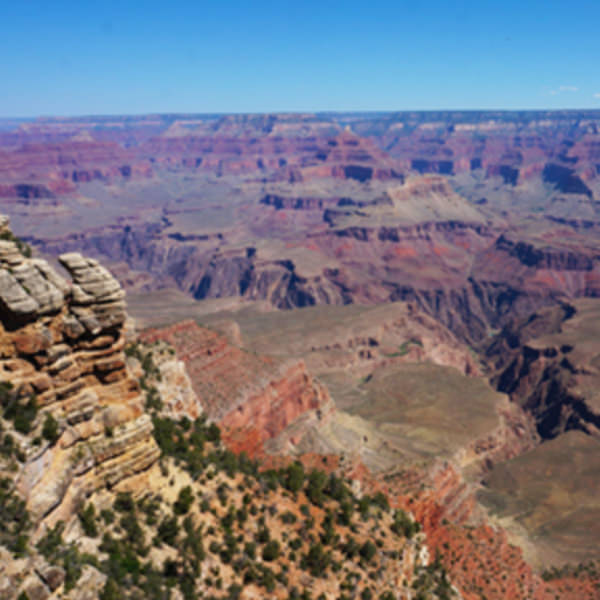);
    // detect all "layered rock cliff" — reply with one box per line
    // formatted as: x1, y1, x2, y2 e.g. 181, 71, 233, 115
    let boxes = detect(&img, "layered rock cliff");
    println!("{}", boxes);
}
140, 321, 333, 456
486, 300, 600, 439
0, 218, 161, 526
0, 226, 443, 599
